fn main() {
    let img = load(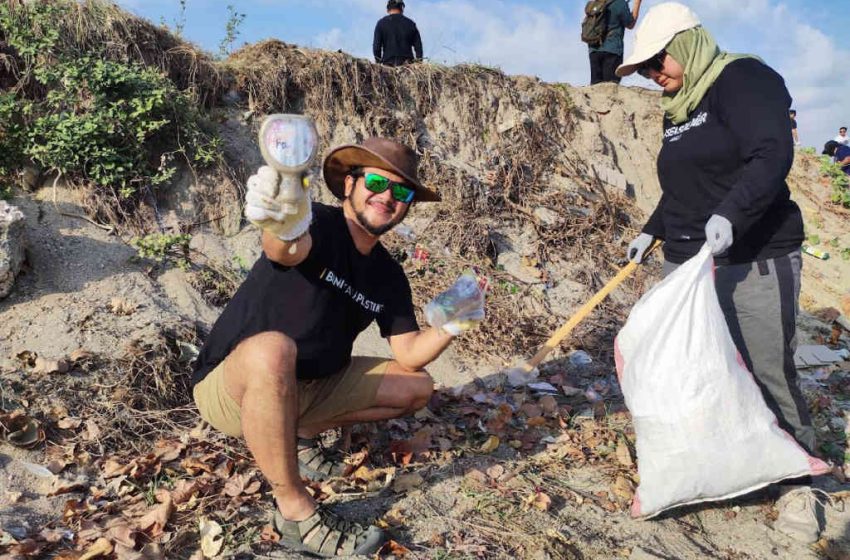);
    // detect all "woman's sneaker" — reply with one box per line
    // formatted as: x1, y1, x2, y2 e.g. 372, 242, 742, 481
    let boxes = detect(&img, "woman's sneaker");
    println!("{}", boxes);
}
774, 486, 828, 544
